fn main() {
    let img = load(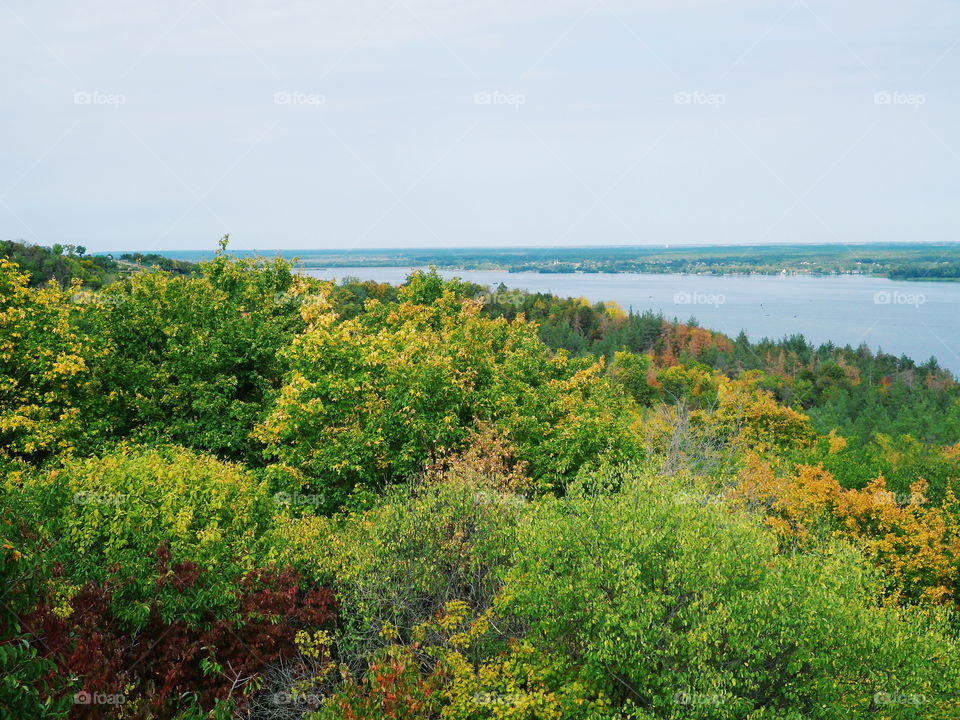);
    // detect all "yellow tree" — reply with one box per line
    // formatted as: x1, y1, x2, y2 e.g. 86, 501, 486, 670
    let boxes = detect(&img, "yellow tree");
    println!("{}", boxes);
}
256, 271, 641, 509
0, 259, 109, 463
